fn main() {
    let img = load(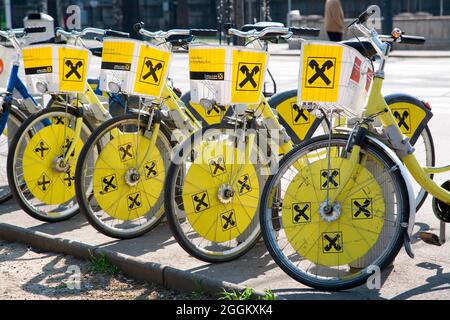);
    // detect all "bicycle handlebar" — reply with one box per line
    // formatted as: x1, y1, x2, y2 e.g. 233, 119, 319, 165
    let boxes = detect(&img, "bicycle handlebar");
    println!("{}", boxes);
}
228, 26, 320, 39
134, 22, 216, 39
56, 27, 129, 39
